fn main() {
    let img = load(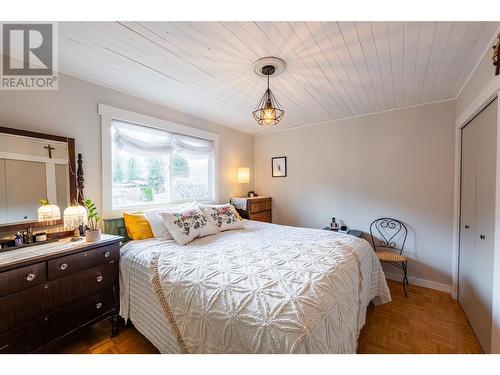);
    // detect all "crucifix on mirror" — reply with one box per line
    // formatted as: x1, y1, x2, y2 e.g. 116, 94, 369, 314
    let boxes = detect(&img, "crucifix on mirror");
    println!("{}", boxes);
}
44, 144, 55, 158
